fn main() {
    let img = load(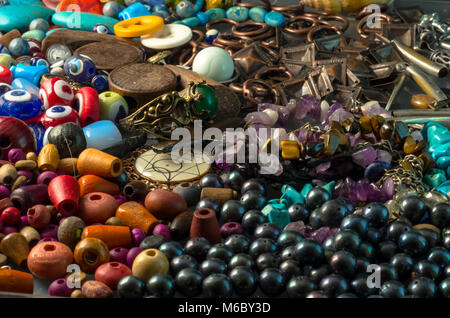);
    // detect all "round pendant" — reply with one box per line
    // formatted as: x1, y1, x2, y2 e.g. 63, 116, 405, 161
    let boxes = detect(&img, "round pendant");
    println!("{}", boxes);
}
140, 24, 192, 50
